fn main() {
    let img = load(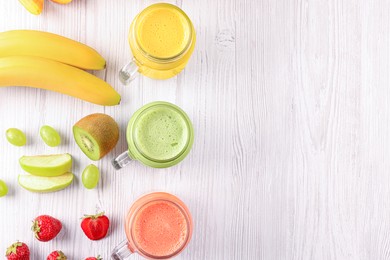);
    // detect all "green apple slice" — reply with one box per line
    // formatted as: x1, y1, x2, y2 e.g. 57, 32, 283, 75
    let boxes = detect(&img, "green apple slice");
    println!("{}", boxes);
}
18, 173, 74, 193
19, 153, 72, 177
